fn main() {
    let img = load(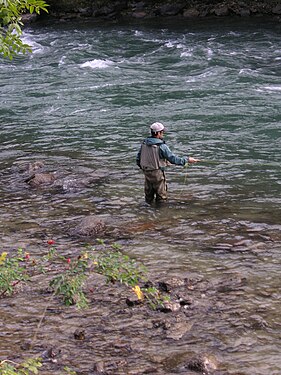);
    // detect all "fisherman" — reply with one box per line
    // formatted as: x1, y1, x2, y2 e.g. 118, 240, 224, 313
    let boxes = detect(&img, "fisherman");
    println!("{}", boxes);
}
136, 122, 199, 204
